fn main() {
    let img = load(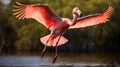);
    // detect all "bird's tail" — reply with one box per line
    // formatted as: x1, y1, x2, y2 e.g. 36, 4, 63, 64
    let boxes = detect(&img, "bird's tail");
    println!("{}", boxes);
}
40, 34, 68, 47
